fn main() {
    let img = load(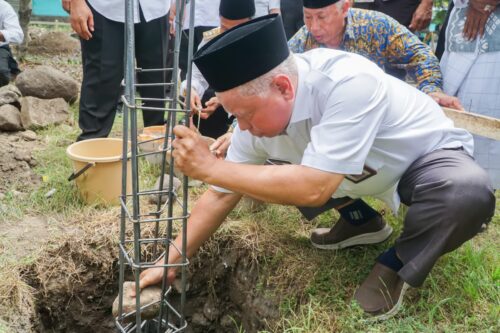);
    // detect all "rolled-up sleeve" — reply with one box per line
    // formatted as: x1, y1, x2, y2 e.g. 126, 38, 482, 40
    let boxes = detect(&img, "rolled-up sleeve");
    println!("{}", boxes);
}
0, 4, 24, 45
302, 73, 388, 175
